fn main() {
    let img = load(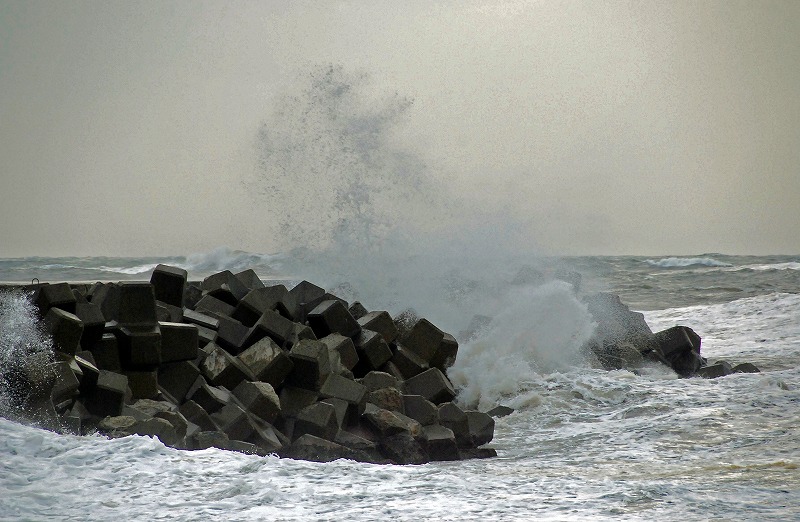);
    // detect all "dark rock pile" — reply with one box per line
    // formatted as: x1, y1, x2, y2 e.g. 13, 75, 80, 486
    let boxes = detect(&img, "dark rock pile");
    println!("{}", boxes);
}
1, 265, 496, 464
583, 292, 760, 377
